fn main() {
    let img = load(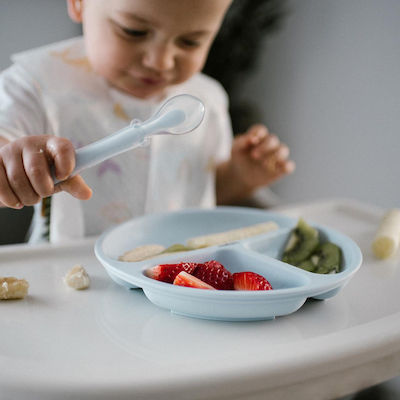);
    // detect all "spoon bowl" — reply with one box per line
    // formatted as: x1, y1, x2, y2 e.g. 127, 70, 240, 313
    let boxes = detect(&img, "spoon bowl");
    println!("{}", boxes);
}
149, 94, 205, 135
